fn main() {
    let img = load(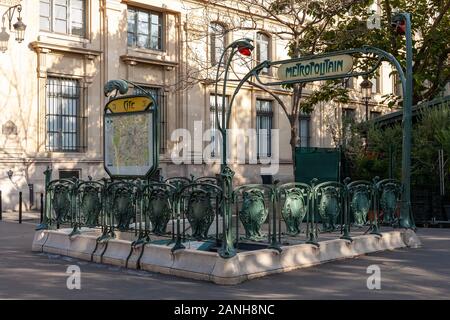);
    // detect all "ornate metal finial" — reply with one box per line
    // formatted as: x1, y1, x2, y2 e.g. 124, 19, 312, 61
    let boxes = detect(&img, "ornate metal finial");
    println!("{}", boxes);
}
104, 79, 129, 98
310, 178, 319, 186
